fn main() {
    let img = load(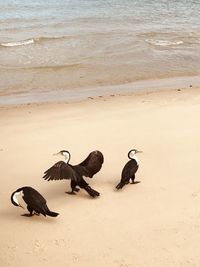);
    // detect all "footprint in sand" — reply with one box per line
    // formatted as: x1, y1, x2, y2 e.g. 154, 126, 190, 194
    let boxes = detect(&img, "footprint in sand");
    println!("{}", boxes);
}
72, 253, 79, 262
33, 240, 46, 252
192, 191, 200, 197
2, 245, 17, 265
54, 239, 67, 247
